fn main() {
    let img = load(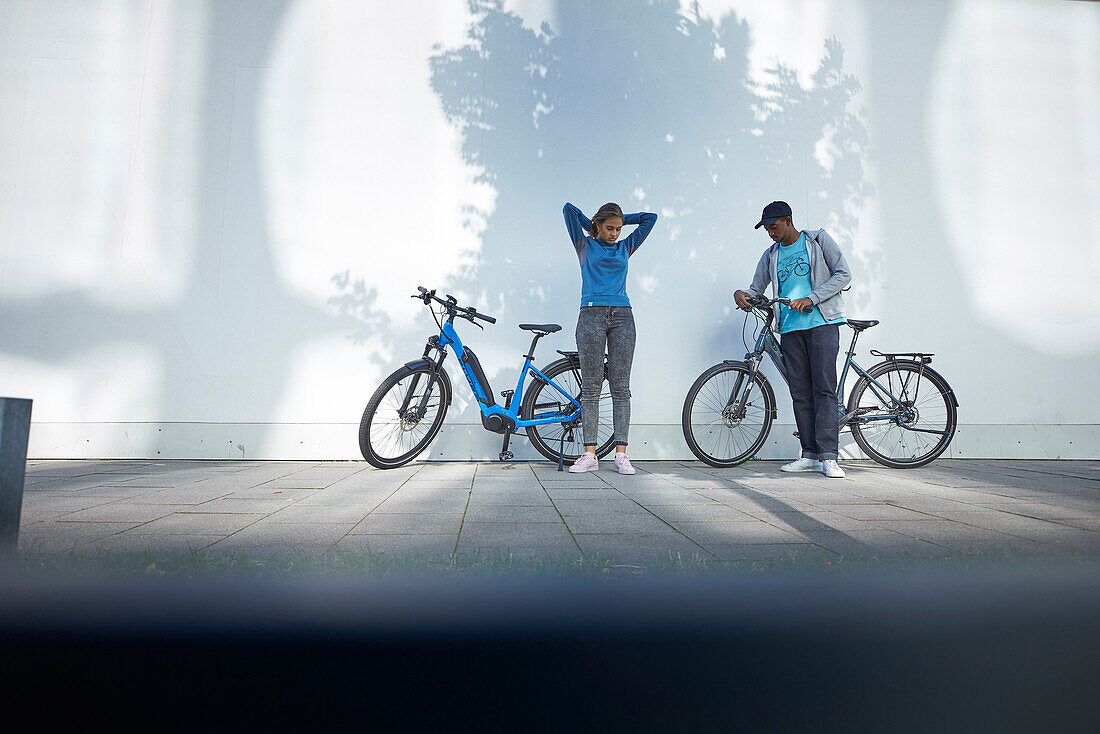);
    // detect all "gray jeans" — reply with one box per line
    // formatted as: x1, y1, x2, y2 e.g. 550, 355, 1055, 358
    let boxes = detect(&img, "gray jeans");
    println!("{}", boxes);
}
575, 306, 636, 447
